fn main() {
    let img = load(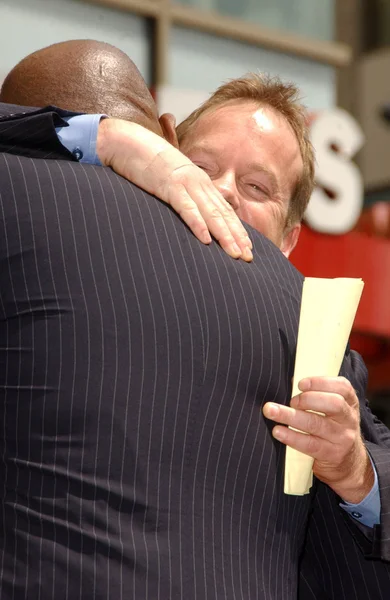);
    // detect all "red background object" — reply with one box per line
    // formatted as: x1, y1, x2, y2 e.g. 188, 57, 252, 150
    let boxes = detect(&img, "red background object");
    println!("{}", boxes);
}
291, 223, 390, 391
